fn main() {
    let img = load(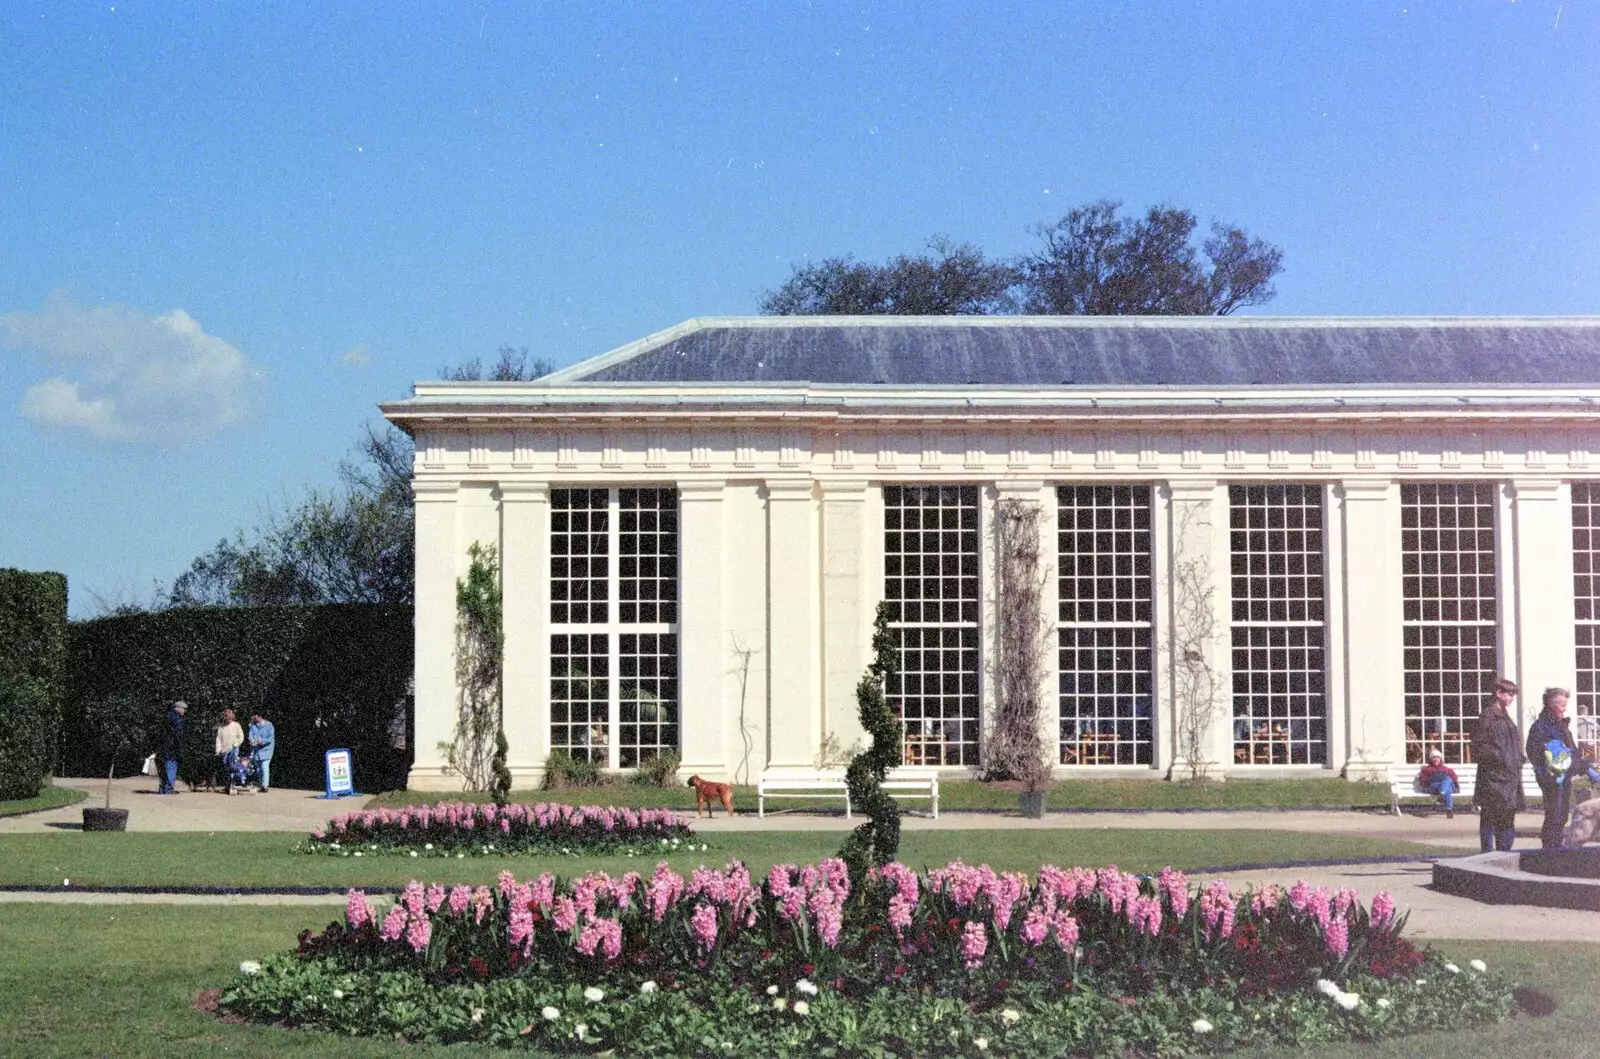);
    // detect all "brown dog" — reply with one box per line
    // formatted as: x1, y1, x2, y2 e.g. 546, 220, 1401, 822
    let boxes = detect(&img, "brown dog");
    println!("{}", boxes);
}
686, 775, 735, 818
